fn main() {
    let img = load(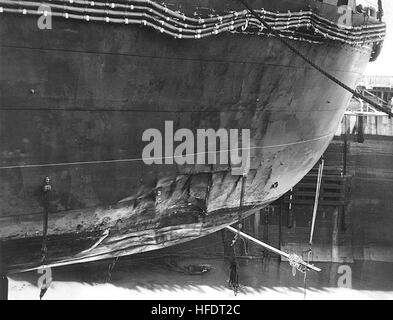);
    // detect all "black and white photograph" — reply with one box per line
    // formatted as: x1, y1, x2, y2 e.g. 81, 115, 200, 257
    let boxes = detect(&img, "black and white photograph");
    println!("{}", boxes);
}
0, 0, 392, 303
